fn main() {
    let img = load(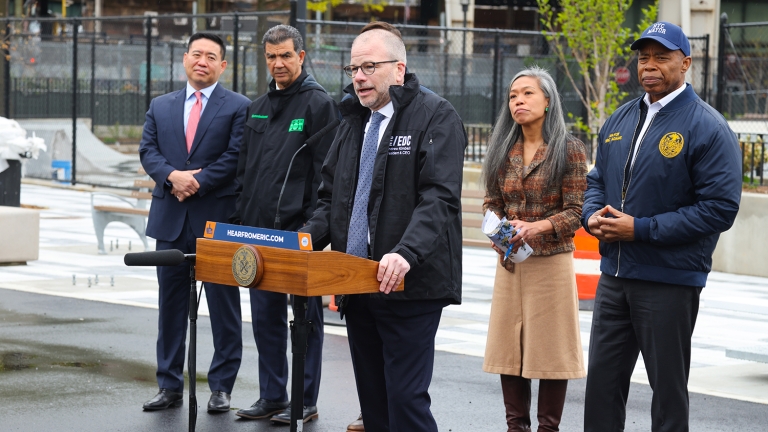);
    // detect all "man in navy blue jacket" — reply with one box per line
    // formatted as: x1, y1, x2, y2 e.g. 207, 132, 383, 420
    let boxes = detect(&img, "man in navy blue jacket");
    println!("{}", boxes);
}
582, 22, 741, 432
139, 33, 250, 413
